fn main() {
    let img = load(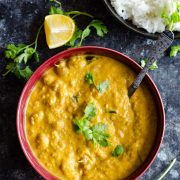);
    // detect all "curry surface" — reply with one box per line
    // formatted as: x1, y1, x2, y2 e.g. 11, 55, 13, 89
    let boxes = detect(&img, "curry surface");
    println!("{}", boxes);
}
26, 55, 157, 180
